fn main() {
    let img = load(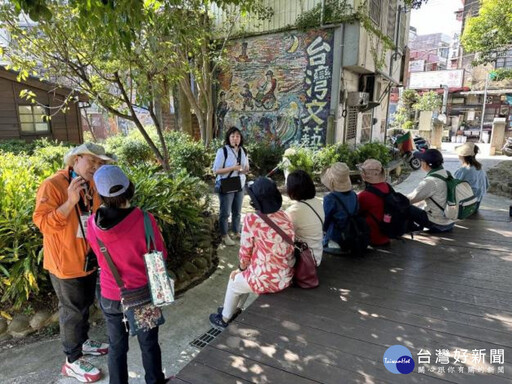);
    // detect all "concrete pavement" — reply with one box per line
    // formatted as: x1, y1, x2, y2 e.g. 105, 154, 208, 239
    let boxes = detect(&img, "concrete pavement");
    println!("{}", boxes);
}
0, 143, 510, 383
